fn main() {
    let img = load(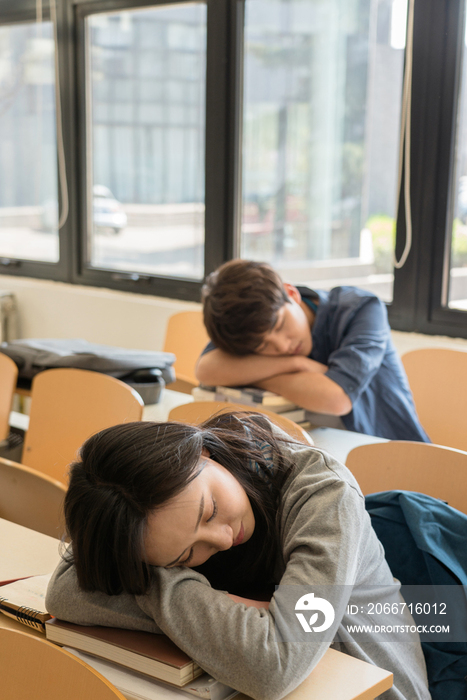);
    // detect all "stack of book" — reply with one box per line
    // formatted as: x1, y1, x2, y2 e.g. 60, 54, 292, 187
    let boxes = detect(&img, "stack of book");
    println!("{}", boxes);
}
192, 384, 310, 431
0, 574, 237, 700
